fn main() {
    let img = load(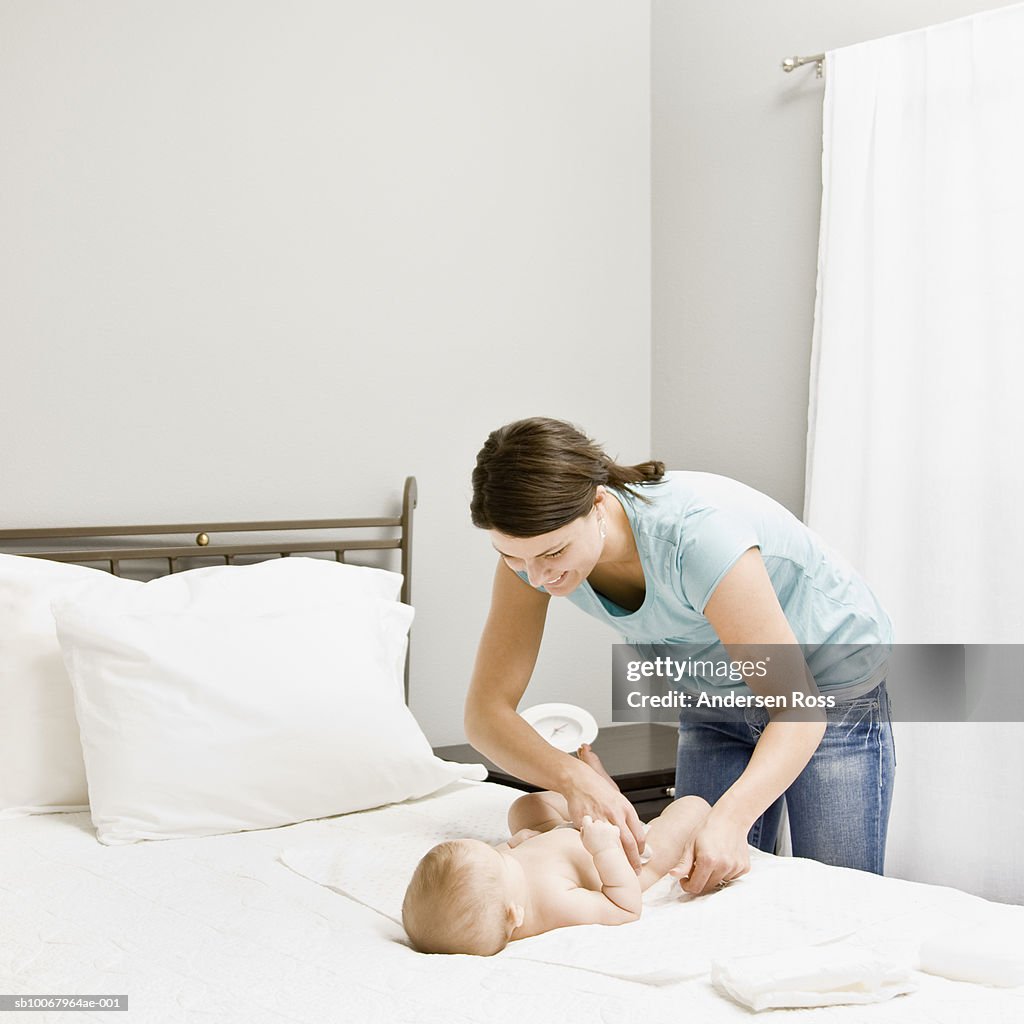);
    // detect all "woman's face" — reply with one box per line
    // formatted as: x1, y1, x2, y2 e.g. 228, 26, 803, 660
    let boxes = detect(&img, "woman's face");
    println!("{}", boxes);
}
489, 501, 604, 596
